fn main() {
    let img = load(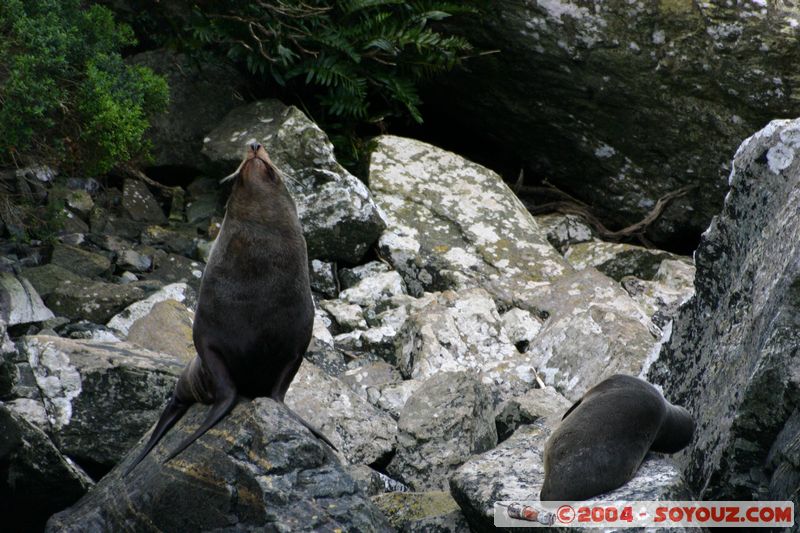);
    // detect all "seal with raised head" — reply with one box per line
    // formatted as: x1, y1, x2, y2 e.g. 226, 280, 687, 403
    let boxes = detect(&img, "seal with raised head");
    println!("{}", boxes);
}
124, 142, 333, 476
540, 374, 694, 501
